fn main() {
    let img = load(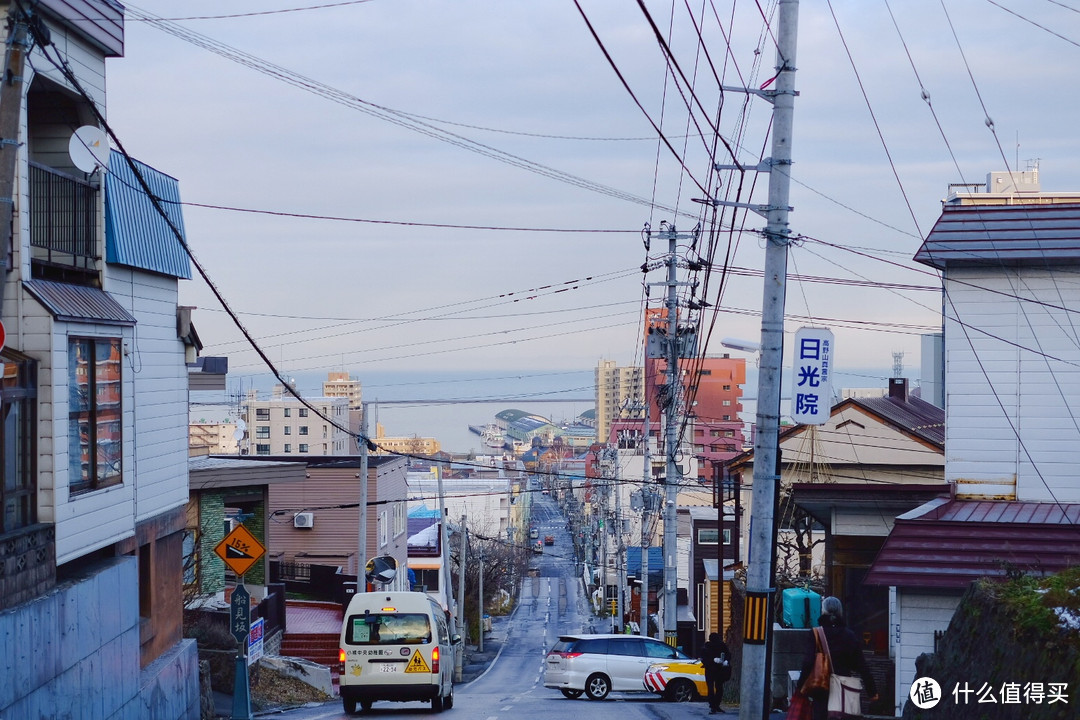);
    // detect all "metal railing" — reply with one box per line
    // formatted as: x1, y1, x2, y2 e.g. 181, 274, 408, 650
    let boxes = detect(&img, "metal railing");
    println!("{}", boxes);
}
28, 161, 97, 269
